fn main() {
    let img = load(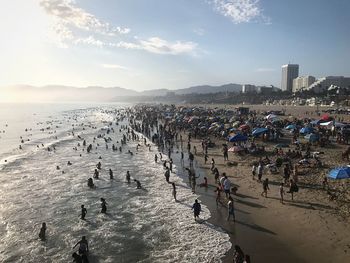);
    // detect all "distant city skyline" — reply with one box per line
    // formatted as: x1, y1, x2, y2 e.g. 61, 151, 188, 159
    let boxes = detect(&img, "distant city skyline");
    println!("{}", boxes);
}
0, 0, 349, 91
